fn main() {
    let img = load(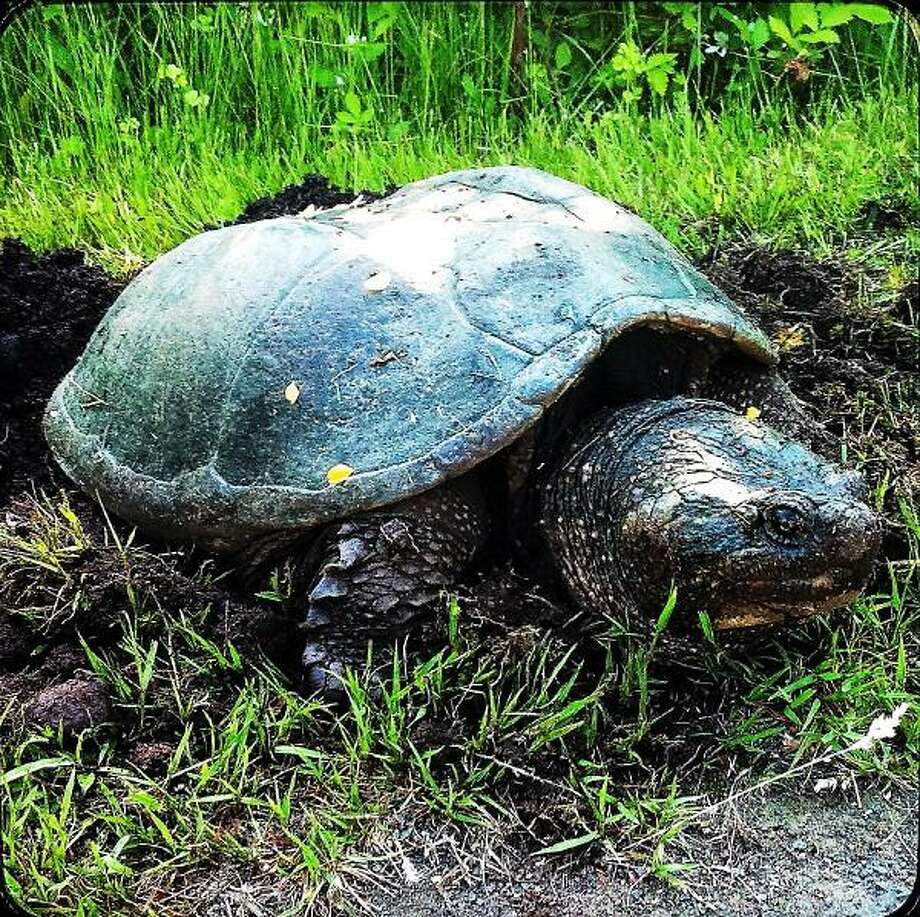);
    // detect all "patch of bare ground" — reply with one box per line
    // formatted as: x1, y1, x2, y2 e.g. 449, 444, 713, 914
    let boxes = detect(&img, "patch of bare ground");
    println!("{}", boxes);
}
359, 784, 917, 917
